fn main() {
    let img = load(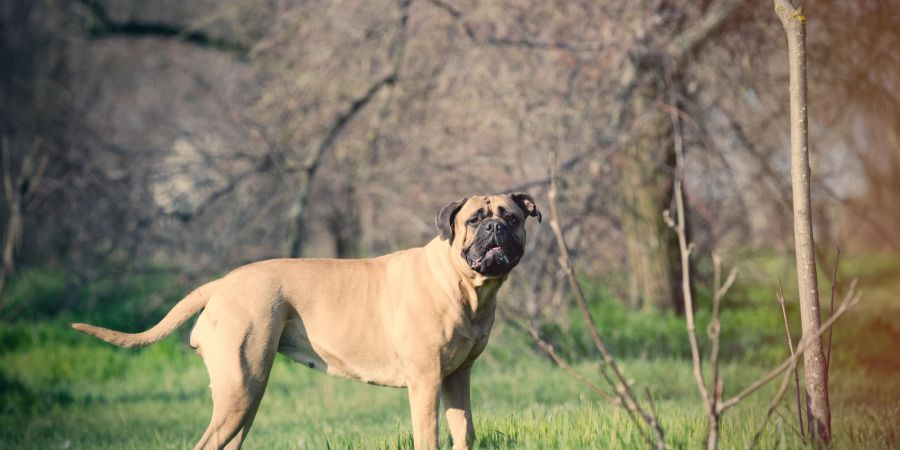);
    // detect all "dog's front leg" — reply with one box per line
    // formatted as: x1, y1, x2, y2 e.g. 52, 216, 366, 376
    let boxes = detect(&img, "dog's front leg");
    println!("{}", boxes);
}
442, 365, 474, 450
407, 370, 441, 450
